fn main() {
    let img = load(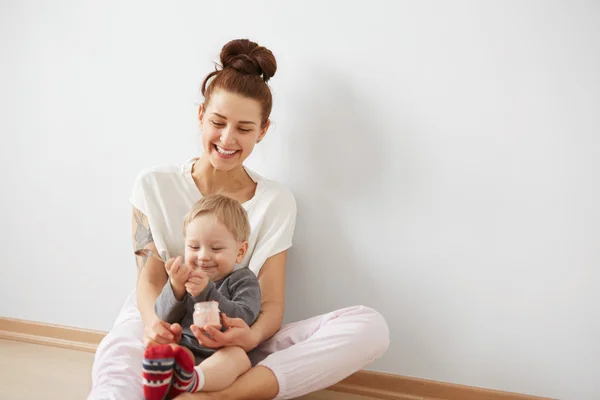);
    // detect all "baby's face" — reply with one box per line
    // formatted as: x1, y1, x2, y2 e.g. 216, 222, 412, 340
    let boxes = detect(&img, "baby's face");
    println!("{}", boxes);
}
184, 213, 246, 281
